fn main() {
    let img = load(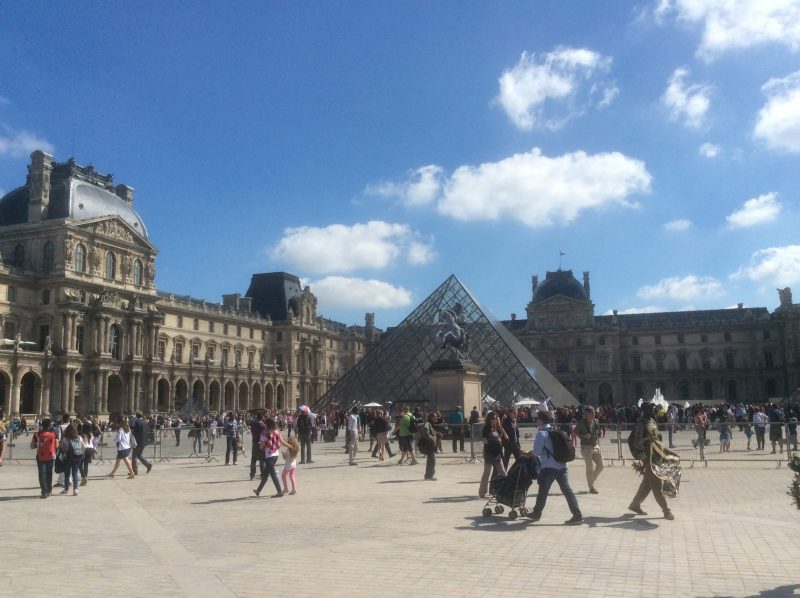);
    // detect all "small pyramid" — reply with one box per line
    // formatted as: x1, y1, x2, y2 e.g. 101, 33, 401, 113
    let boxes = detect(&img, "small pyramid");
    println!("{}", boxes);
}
315, 275, 576, 411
